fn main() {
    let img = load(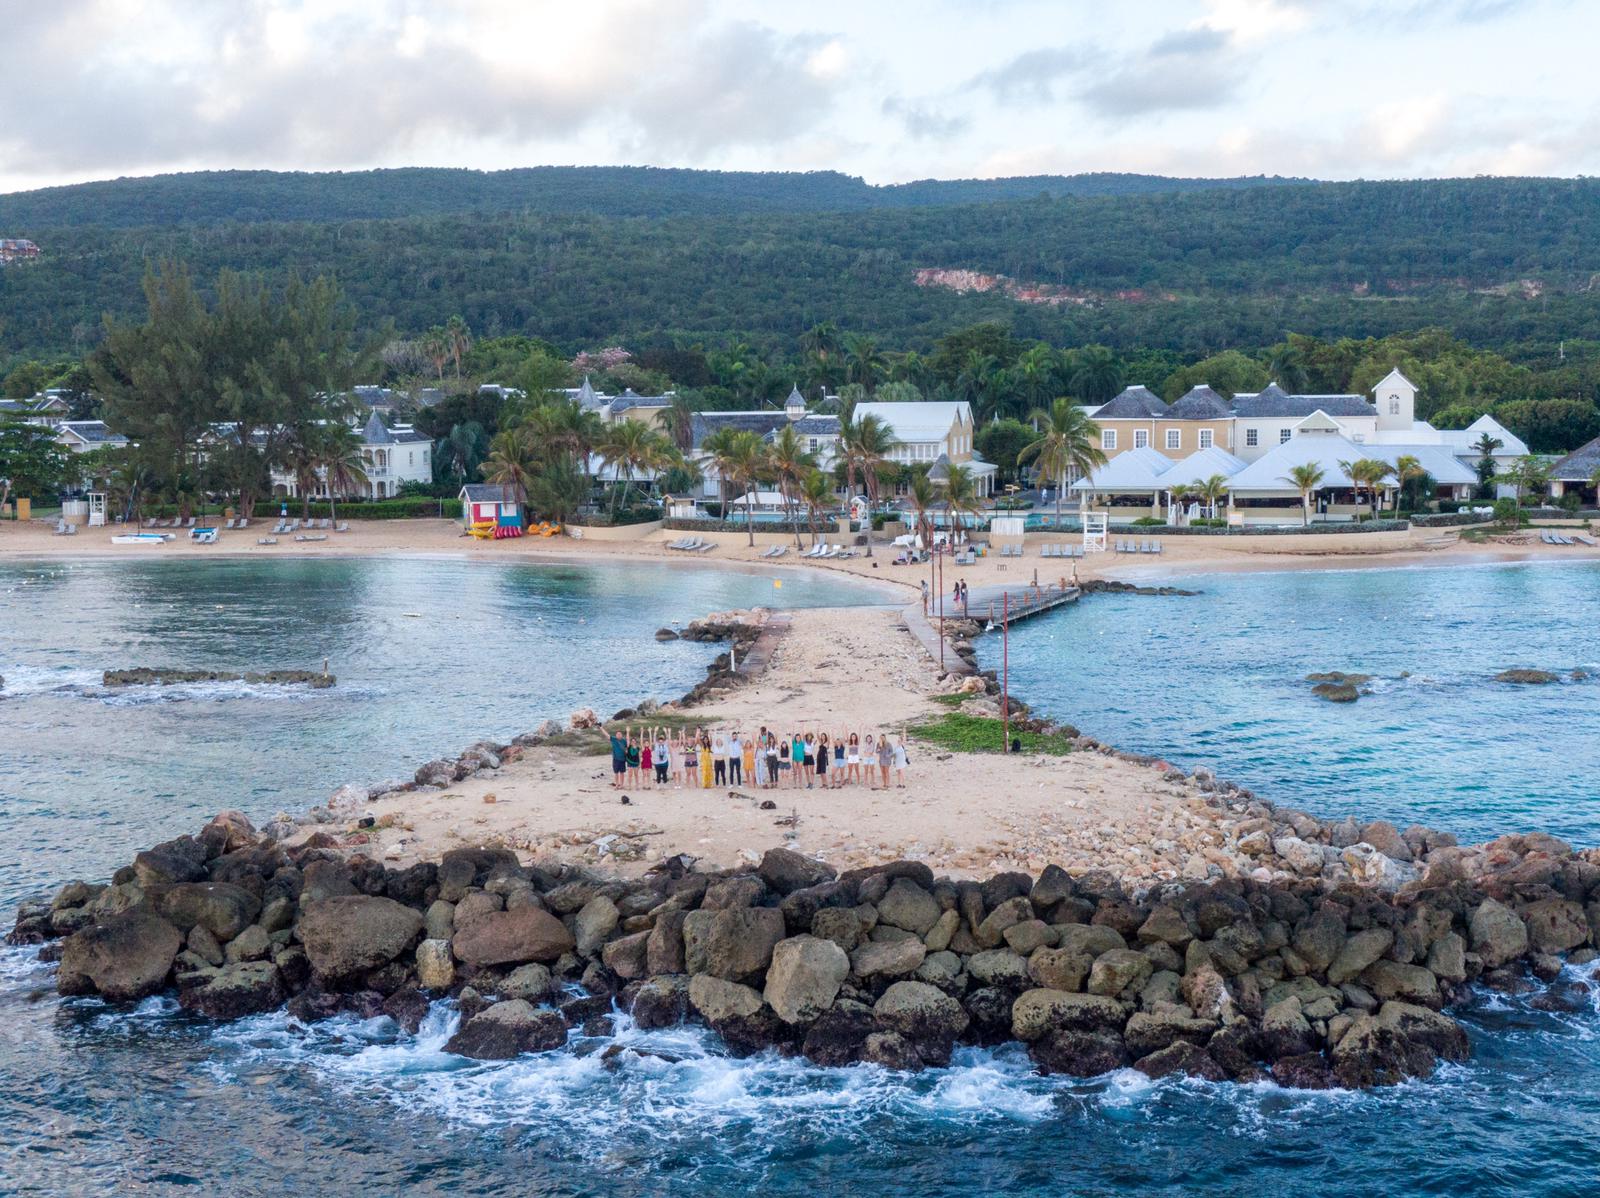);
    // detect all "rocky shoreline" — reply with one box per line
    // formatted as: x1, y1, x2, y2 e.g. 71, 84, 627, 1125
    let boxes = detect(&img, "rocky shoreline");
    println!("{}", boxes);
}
10, 808, 1597, 1089
102, 667, 335, 688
